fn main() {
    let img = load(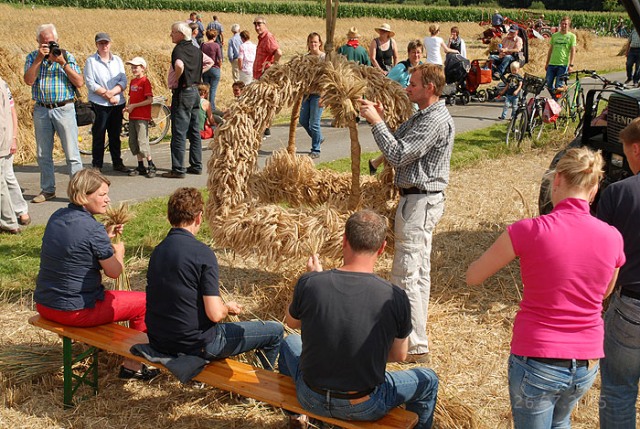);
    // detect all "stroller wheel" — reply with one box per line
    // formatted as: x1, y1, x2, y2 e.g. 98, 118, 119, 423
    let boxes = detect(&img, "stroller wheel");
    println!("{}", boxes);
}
461, 92, 471, 105
476, 90, 488, 103
448, 96, 456, 106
